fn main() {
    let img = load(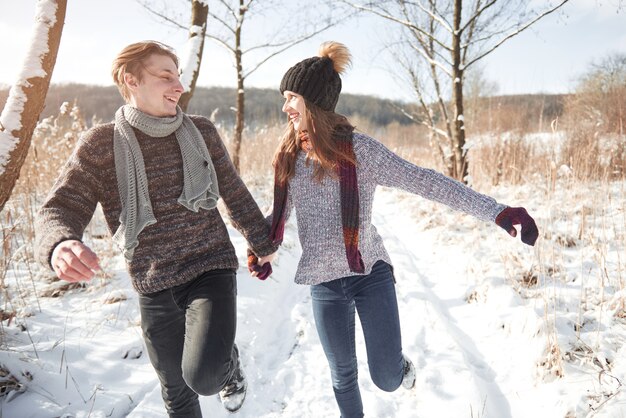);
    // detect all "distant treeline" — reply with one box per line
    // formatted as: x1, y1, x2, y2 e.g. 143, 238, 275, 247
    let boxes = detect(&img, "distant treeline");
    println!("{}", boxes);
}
0, 83, 566, 132
0, 84, 415, 128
